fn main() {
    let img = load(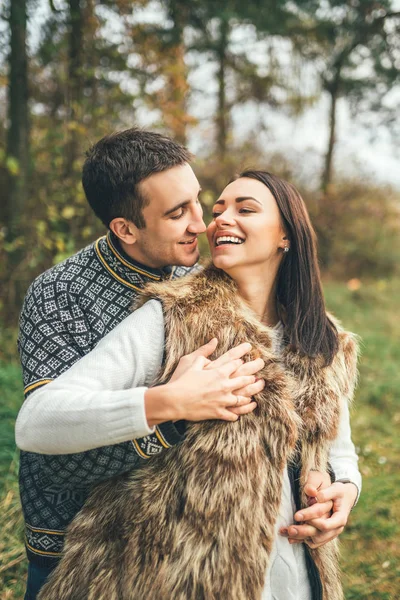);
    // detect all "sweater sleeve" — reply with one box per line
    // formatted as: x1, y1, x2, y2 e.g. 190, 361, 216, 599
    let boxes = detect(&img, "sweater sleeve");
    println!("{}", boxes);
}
328, 397, 362, 503
15, 300, 170, 454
